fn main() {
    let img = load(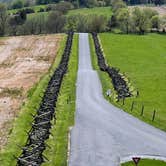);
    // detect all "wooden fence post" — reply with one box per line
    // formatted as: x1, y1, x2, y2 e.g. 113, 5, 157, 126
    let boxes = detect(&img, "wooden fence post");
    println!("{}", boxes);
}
122, 97, 125, 105
131, 101, 134, 111
140, 105, 144, 116
152, 110, 156, 122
